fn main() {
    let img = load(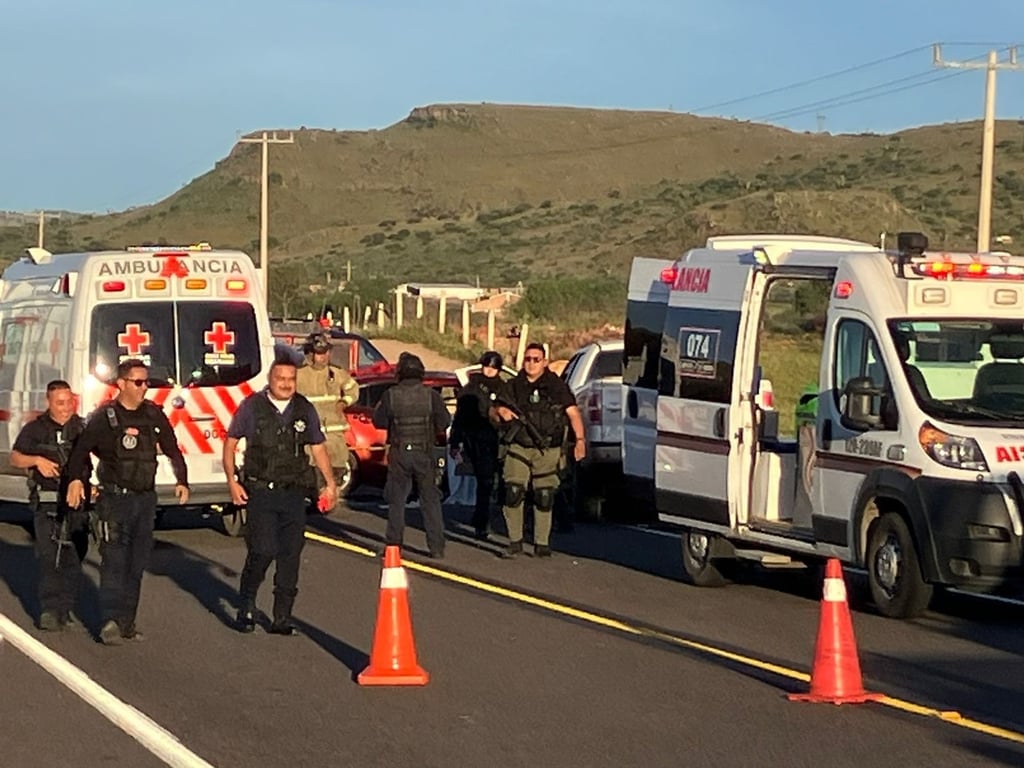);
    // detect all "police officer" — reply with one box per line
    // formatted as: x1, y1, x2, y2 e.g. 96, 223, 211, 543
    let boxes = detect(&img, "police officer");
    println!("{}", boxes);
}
450, 351, 505, 539
66, 359, 190, 645
295, 330, 359, 495
372, 352, 450, 558
11, 380, 88, 631
223, 357, 337, 635
494, 343, 586, 558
